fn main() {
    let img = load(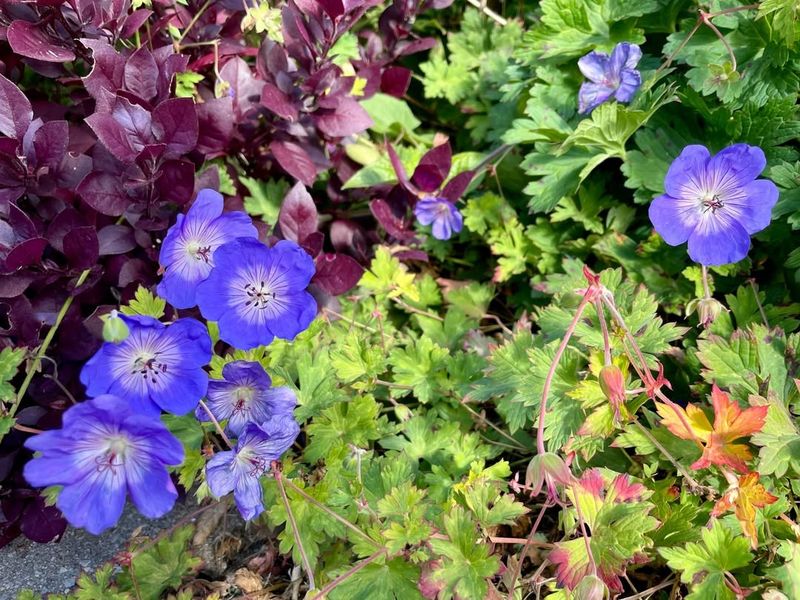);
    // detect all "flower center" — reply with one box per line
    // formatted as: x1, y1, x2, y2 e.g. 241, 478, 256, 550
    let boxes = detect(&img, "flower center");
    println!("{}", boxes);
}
232, 386, 256, 413
243, 281, 277, 310
187, 241, 213, 263
132, 352, 168, 383
95, 434, 130, 475
701, 192, 724, 213
237, 447, 268, 477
